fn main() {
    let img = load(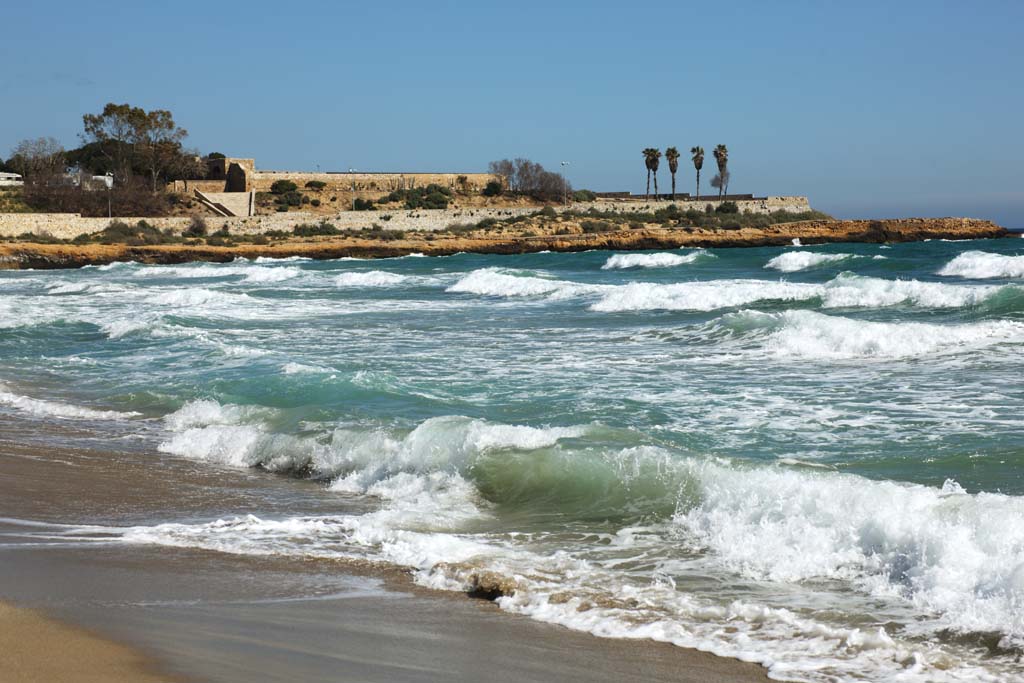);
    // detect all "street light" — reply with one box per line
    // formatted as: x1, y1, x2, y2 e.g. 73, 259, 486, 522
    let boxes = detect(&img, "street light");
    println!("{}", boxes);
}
348, 168, 357, 210
560, 161, 570, 207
